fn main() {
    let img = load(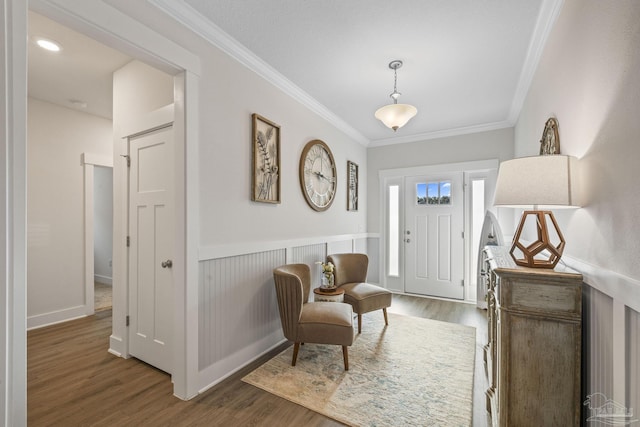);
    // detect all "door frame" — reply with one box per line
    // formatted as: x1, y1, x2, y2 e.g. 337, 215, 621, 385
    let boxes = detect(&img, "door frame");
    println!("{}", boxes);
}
82, 153, 114, 317
379, 159, 498, 300
25, 0, 202, 401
